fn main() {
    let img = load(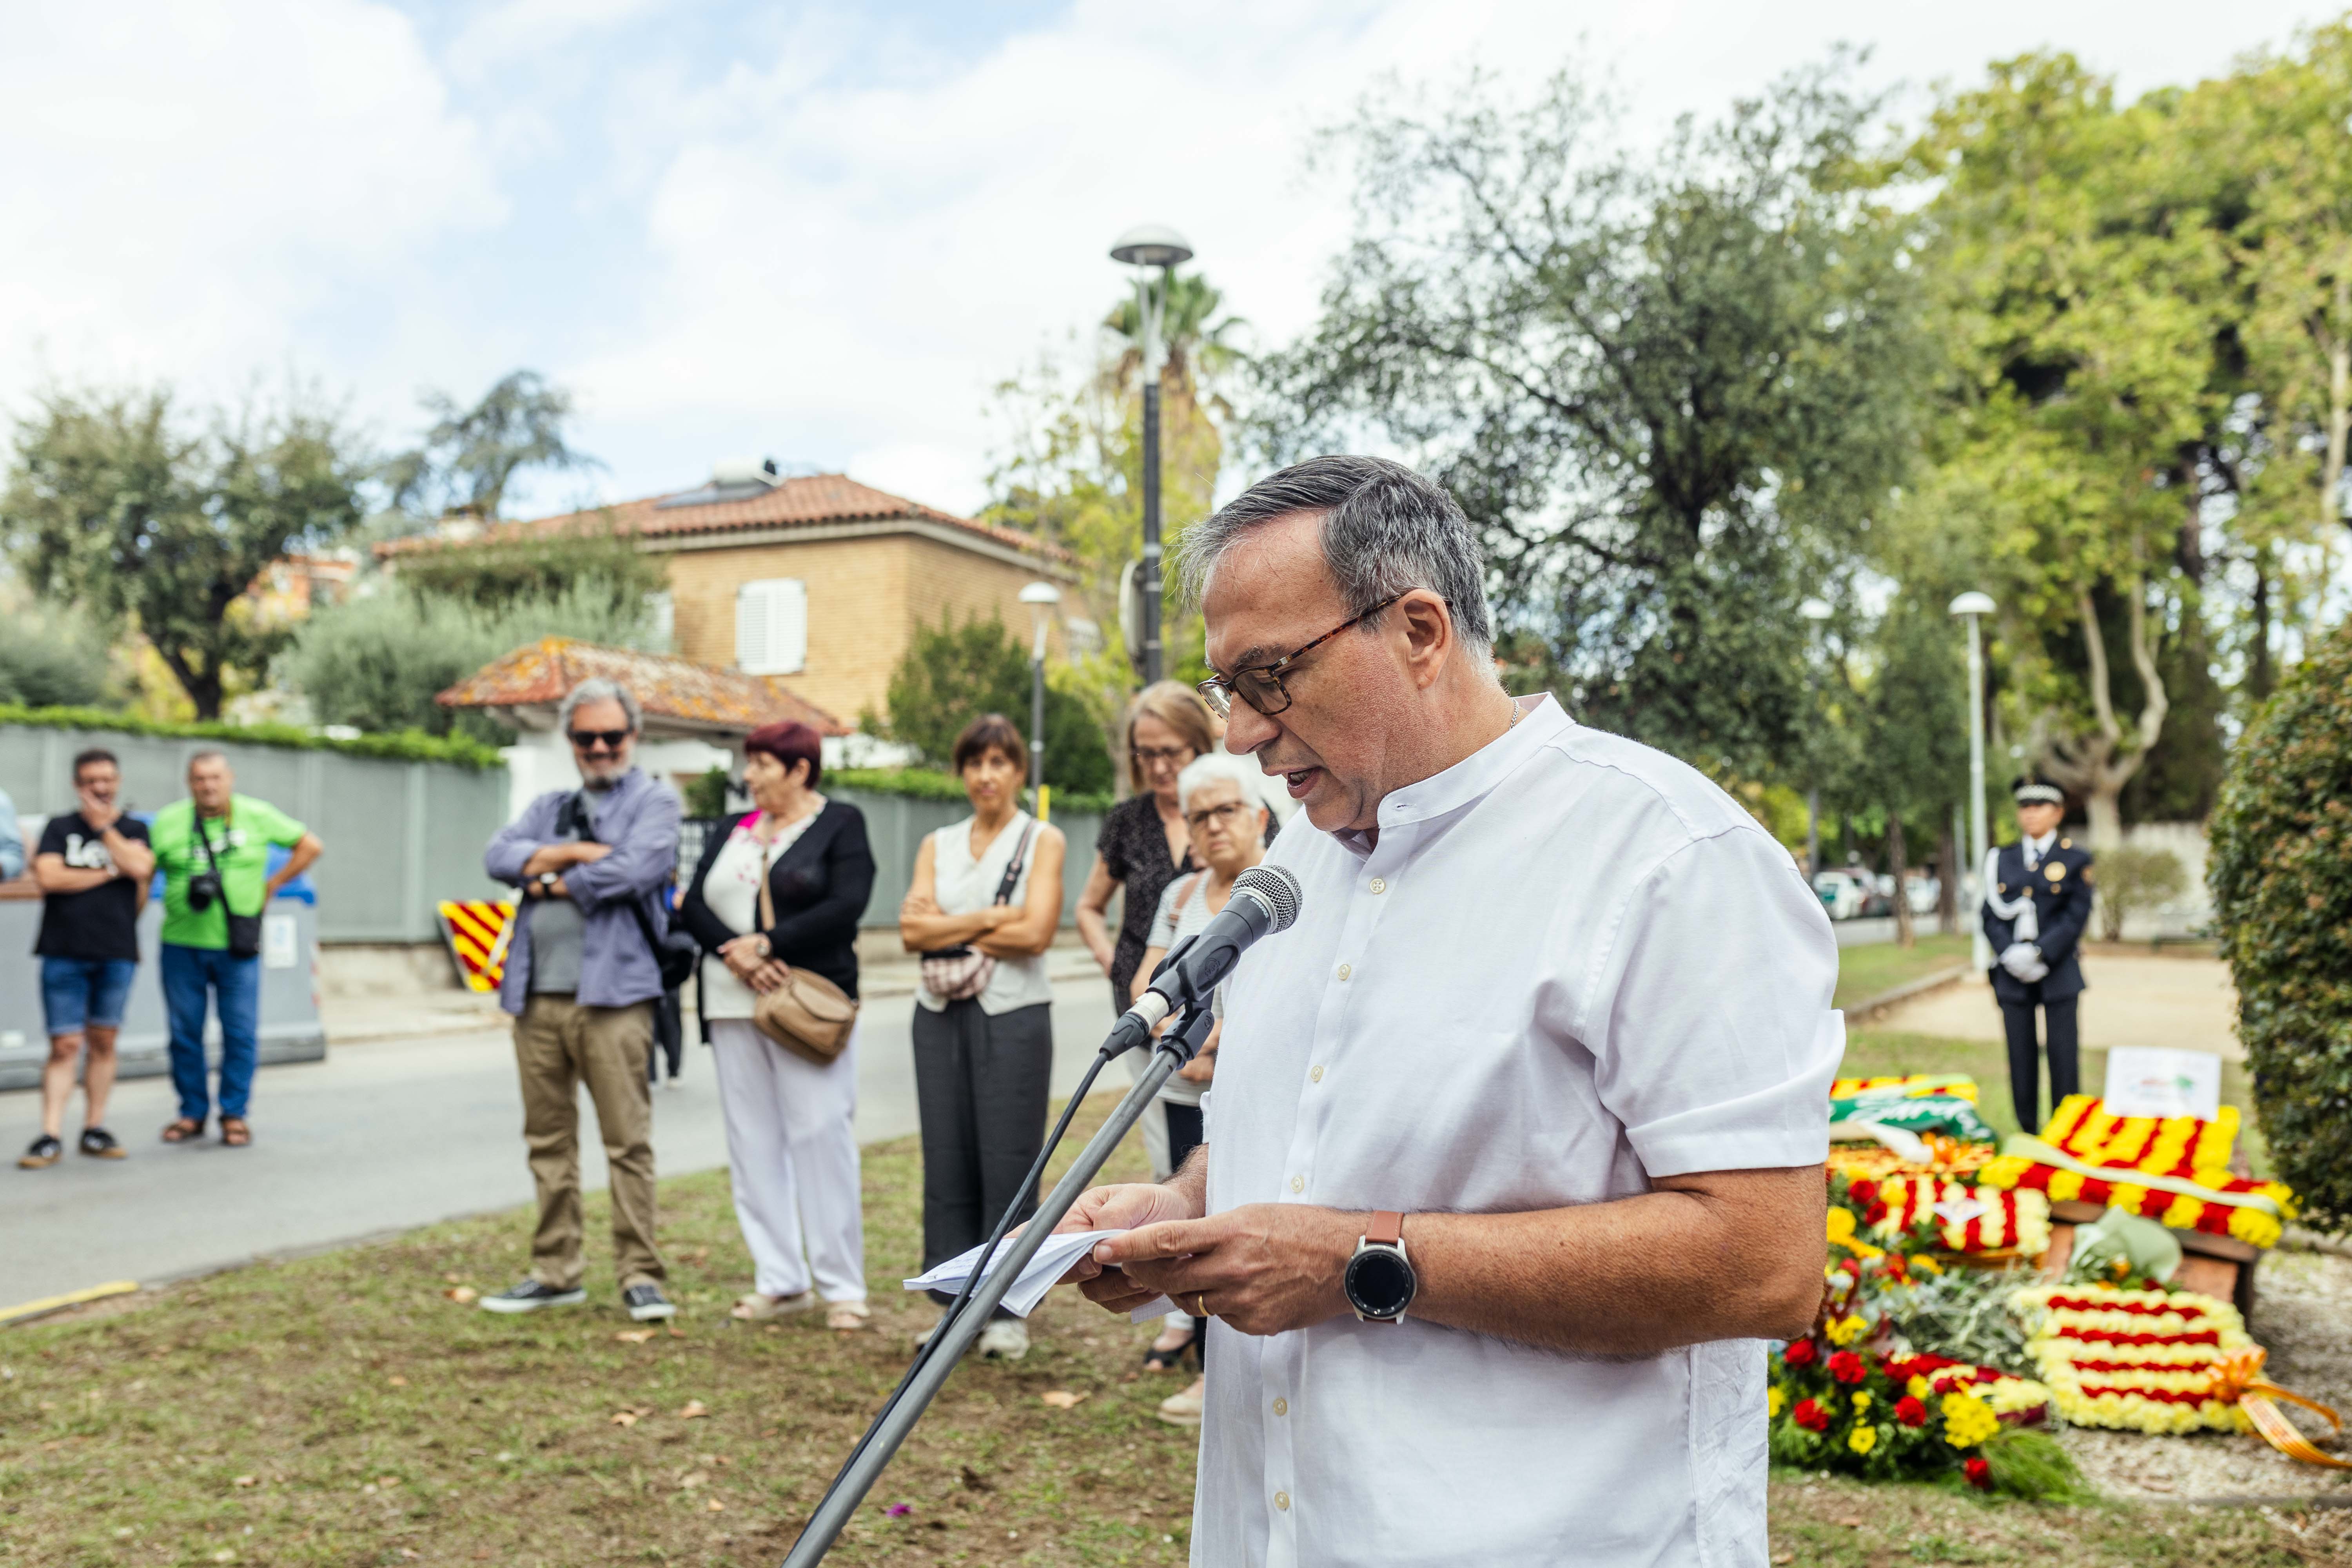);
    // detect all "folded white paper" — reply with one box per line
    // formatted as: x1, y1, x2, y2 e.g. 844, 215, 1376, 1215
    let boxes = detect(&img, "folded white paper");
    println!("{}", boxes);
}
902, 1229, 1175, 1322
